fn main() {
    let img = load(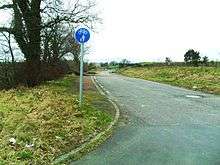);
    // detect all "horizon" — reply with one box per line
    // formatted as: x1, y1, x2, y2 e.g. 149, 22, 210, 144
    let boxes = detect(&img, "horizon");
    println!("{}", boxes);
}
1, 0, 220, 63
87, 0, 220, 63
